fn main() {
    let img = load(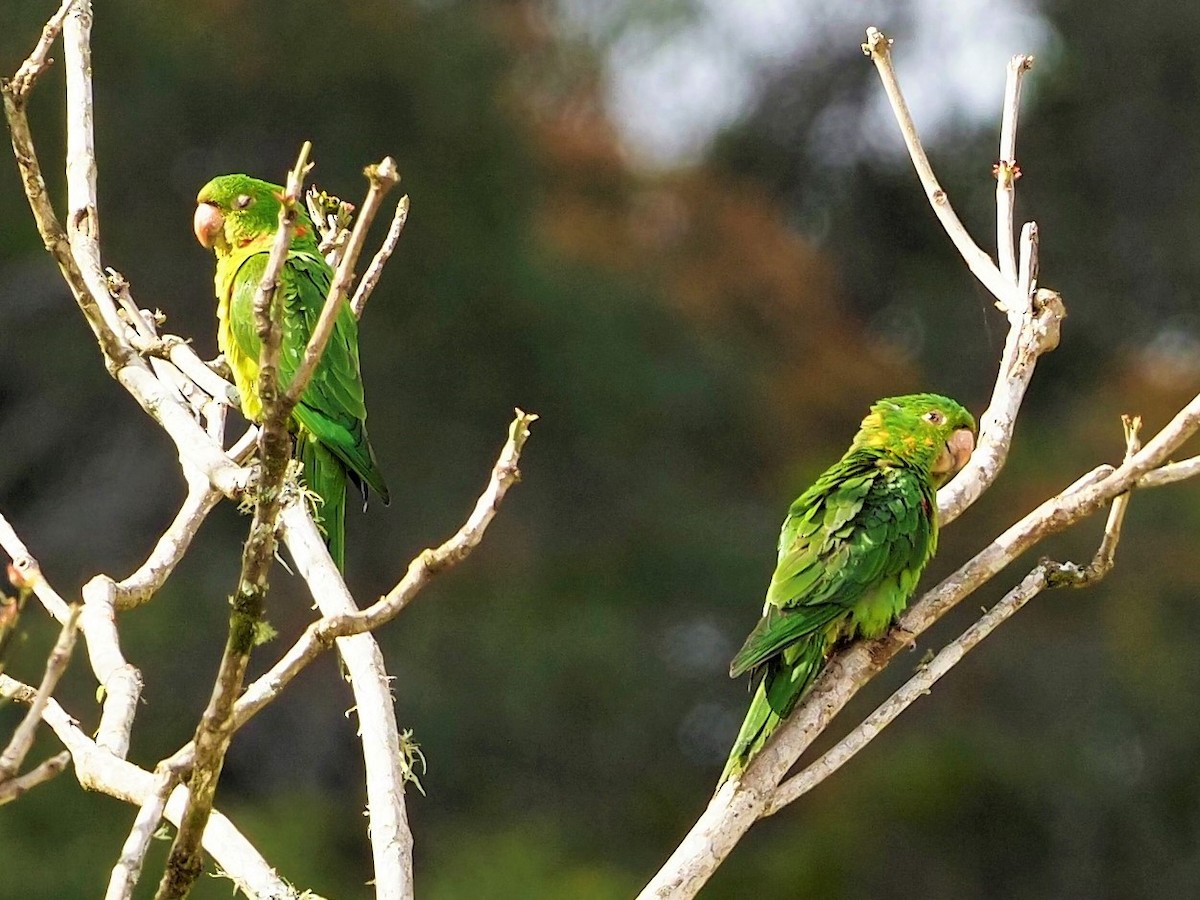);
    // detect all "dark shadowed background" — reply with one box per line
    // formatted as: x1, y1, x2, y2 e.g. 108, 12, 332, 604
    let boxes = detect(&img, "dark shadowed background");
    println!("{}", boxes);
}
2, 1, 1200, 897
